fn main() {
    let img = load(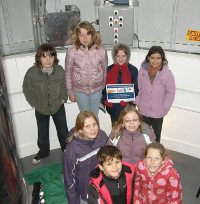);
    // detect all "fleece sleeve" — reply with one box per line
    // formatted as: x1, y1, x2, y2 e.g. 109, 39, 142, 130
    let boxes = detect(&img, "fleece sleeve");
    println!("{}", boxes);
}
134, 68, 142, 105
59, 66, 68, 102
62, 147, 80, 204
100, 46, 108, 87
22, 69, 36, 107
